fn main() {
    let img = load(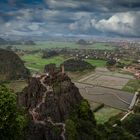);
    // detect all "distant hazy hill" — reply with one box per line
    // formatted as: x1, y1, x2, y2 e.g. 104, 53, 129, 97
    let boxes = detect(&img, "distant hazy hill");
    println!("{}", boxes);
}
0, 49, 30, 82
24, 40, 36, 45
77, 39, 89, 45
0, 37, 36, 45
0, 37, 22, 45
